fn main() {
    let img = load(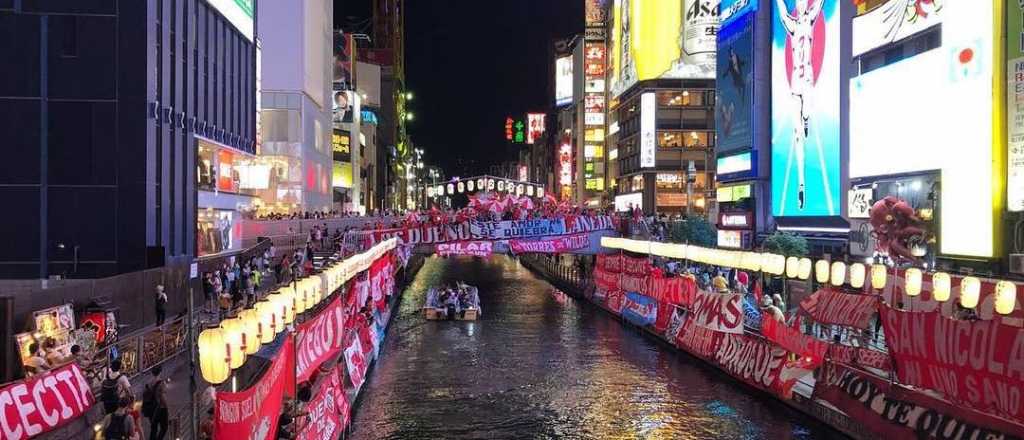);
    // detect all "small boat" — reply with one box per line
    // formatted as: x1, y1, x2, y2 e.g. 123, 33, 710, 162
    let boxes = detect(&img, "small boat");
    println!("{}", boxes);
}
423, 282, 481, 321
